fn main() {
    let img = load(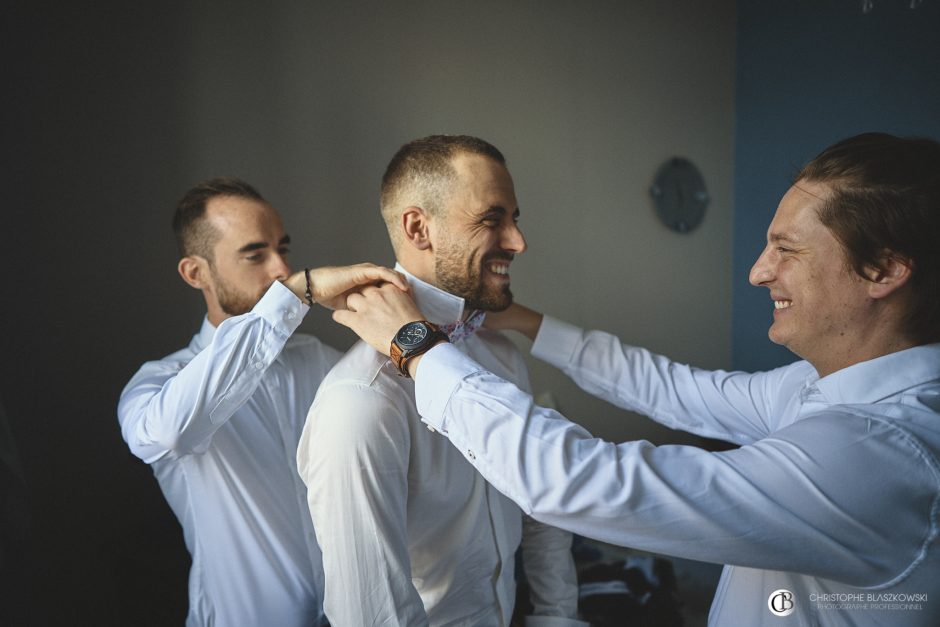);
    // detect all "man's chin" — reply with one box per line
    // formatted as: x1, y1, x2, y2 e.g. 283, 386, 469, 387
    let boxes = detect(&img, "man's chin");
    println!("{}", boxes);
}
473, 288, 513, 312
220, 296, 263, 318
485, 298, 513, 313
